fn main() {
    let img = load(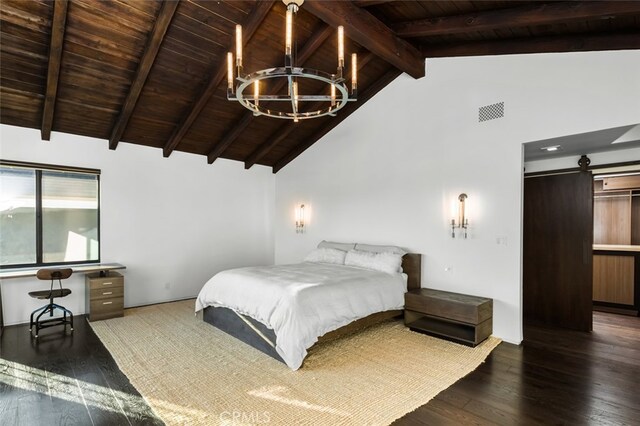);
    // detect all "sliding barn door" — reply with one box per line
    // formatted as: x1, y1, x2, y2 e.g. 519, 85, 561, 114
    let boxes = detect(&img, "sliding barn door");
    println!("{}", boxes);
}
524, 172, 593, 331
